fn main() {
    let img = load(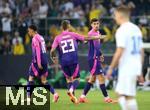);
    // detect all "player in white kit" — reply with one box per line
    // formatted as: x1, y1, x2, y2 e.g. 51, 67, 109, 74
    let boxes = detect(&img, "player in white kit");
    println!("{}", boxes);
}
107, 5, 144, 110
